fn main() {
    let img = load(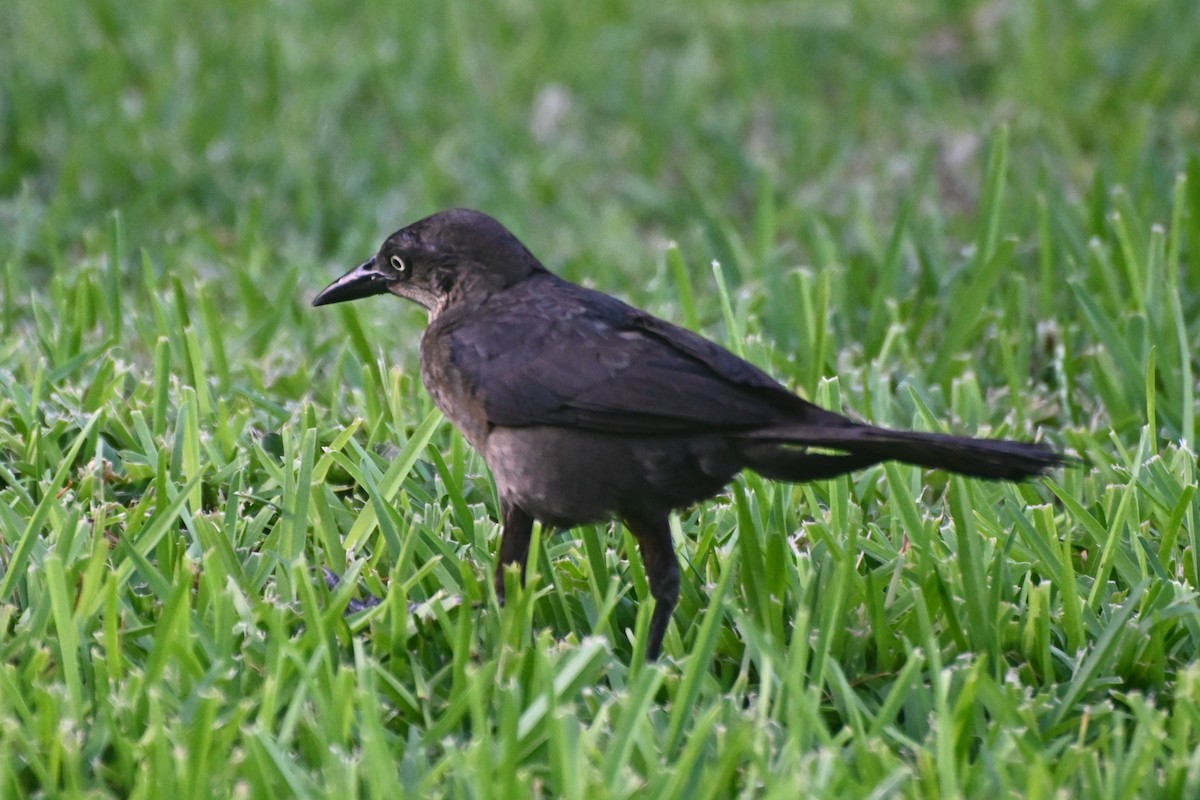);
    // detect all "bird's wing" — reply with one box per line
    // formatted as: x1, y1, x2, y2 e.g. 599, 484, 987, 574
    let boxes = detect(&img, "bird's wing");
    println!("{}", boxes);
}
436, 277, 847, 435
